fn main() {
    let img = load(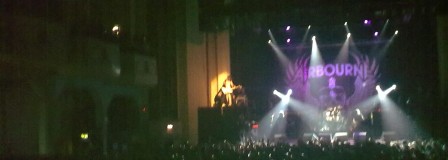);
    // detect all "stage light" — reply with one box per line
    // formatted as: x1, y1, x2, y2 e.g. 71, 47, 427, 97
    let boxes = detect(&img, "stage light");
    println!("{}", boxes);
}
273, 89, 292, 102
308, 25, 311, 29
347, 33, 351, 38
312, 36, 316, 41
363, 19, 371, 25
384, 85, 396, 94
376, 85, 385, 100
283, 89, 292, 103
286, 38, 291, 43
395, 30, 399, 35
273, 90, 280, 95
376, 85, 397, 100
374, 32, 379, 37
344, 22, 351, 35
287, 89, 292, 96
268, 40, 271, 44
286, 26, 290, 31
